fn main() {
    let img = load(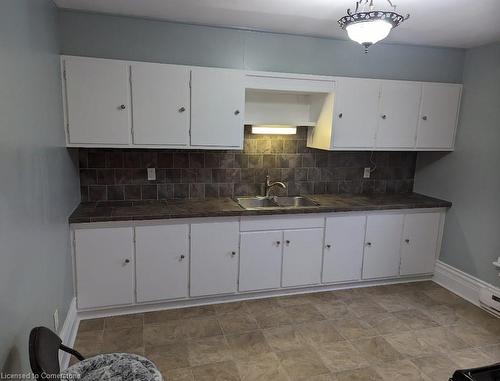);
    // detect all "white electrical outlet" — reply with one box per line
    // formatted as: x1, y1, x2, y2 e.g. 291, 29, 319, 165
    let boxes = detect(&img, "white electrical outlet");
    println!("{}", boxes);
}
147, 168, 156, 181
53, 309, 59, 332
363, 167, 371, 179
